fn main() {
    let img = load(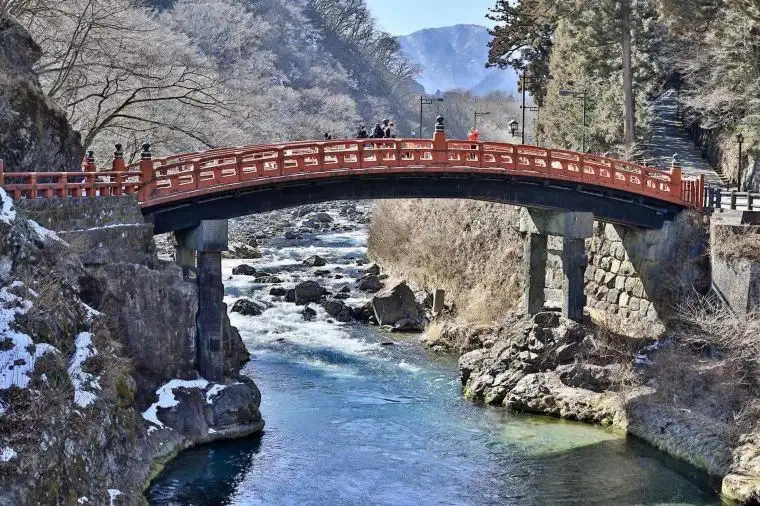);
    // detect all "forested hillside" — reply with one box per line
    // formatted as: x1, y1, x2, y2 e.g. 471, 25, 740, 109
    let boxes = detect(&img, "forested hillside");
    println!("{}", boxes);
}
487, 0, 760, 187
2, 0, 421, 161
